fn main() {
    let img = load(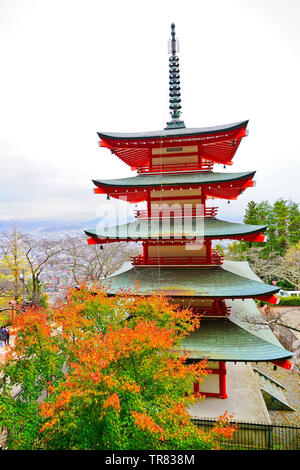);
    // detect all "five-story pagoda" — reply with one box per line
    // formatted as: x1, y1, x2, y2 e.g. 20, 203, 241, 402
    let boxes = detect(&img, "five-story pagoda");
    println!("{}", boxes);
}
85, 24, 292, 401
